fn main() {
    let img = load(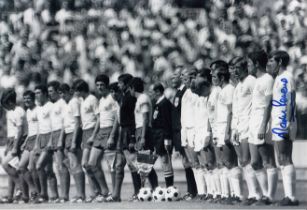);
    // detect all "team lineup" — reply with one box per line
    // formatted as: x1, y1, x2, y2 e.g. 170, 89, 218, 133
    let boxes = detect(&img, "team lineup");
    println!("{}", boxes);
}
0, 49, 299, 206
